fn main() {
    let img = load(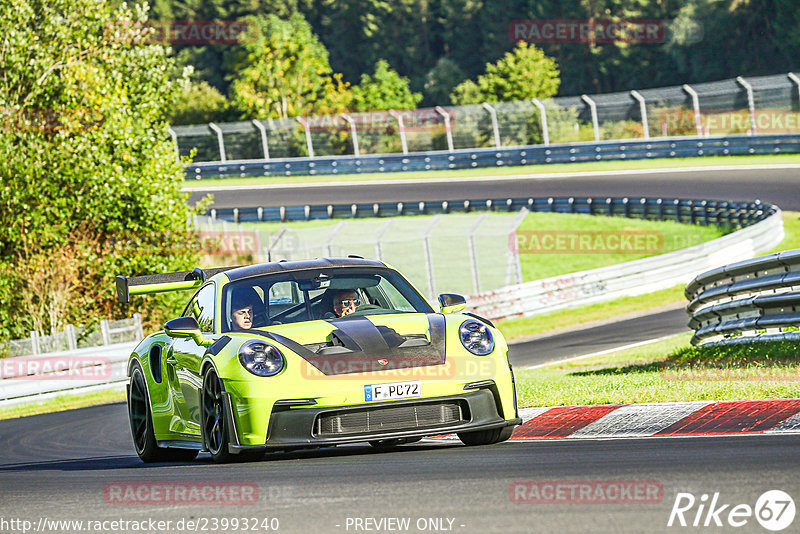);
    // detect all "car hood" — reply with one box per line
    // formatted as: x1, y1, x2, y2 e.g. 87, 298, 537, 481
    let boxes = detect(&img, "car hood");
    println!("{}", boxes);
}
253, 313, 446, 376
